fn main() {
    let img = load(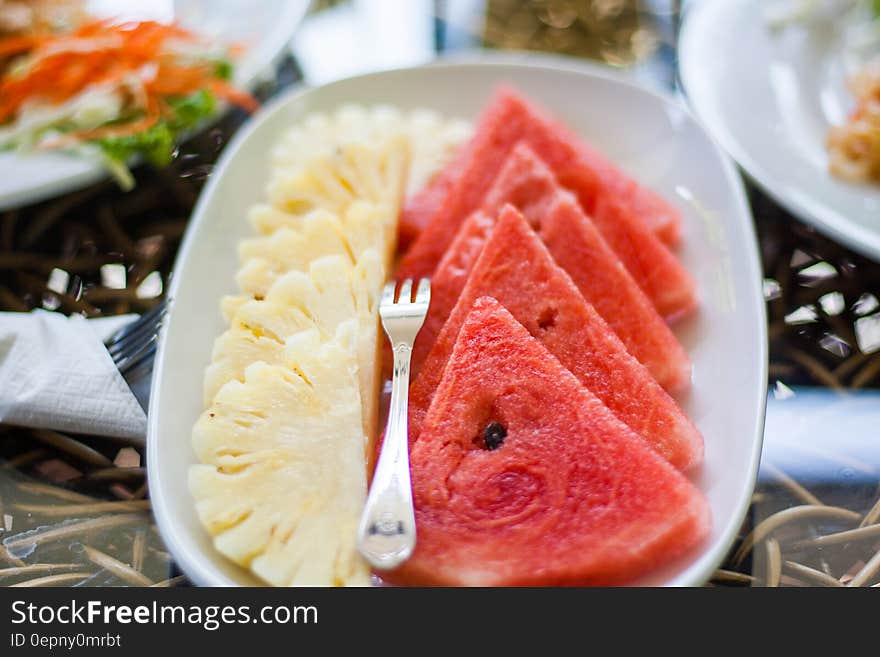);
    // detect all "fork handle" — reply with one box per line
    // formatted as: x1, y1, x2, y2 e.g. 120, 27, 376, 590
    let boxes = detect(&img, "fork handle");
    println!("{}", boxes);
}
357, 341, 417, 570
